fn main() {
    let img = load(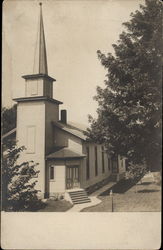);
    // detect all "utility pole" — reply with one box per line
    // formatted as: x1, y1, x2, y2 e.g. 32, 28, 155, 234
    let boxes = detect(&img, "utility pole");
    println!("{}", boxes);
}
110, 189, 114, 212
